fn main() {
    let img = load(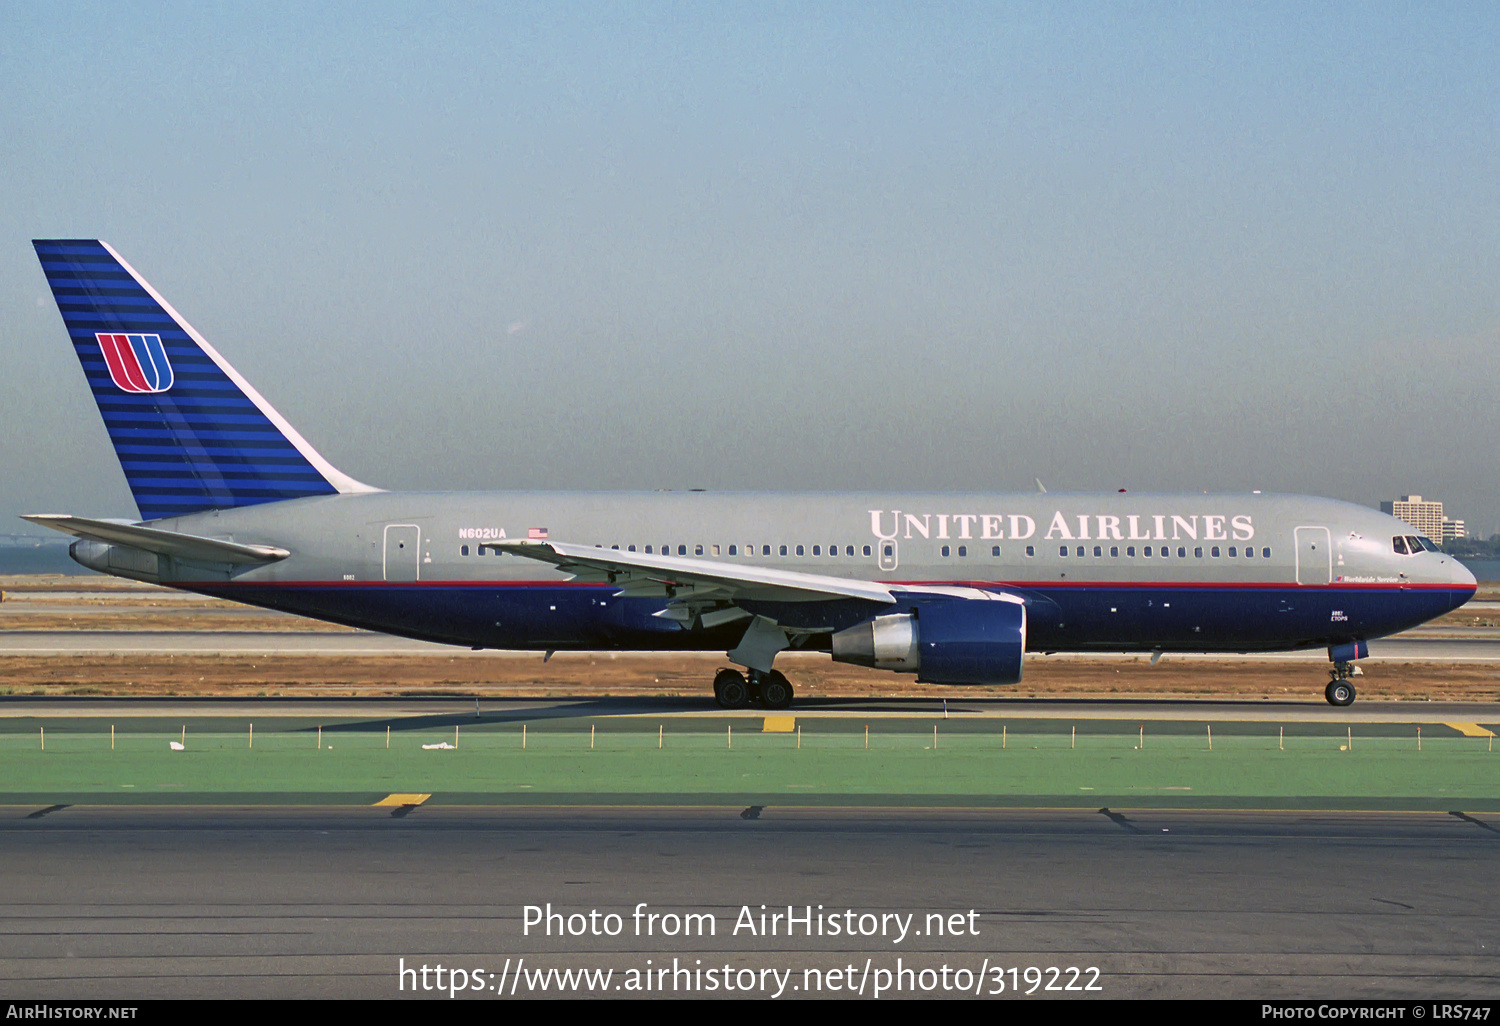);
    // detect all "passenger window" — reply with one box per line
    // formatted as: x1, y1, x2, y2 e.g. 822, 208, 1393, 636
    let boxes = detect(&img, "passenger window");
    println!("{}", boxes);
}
1059, 546, 1068, 557
1026, 545, 1035, 557
1194, 547, 1202, 558
1093, 545, 1102, 557
941, 545, 951, 557
1262, 547, 1271, 558
831, 544, 839, 556
780, 545, 788, 556
1110, 546, 1119, 557
863, 545, 872, 557
812, 545, 821, 556
460, 545, 469, 556
1076, 546, 1085, 557
992, 545, 1002, 556
763, 545, 772, 556
644, 545, 652, 554
1246, 547, 1254, 557
1211, 546, 1220, 557
847, 545, 856, 556
958, 545, 967, 557
795, 545, 805, 556
883, 544, 893, 557
612, 544, 619, 550
628, 545, 636, 552
728, 545, 736, 556
1178, 547, 1186, 558
695, 544, 704, 556
1127, 546, 1135, 557
1144, 546, 1153, 557
678, 545, 687, 556
711, 544, 720, 556
1228, 547, 1236, 557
